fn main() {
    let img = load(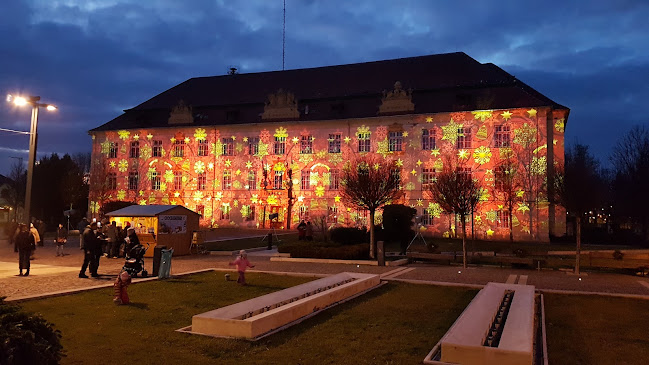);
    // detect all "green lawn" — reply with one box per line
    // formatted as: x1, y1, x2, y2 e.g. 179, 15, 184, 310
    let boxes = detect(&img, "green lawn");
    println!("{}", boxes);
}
19, 272, 475, 364
544, 294, 649, 365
